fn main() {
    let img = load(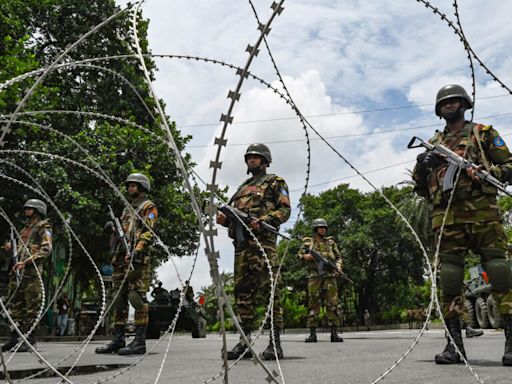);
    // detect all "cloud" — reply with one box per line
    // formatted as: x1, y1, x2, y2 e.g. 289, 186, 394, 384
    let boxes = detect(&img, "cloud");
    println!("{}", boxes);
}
114, 0, 512, 289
